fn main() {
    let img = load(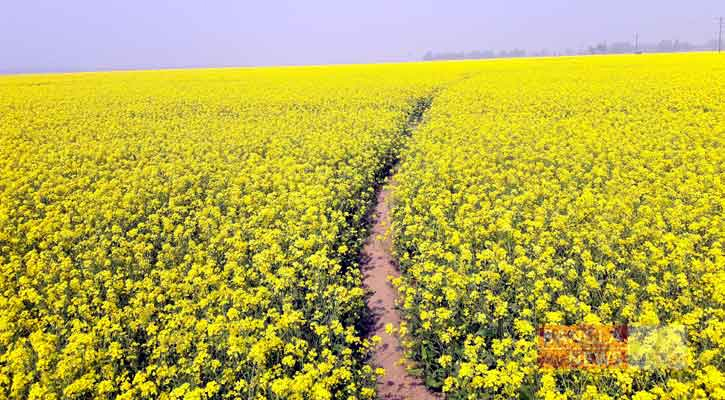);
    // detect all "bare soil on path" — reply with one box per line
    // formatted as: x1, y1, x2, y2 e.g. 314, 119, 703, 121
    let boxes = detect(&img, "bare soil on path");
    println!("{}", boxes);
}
361, 182, 441, 400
